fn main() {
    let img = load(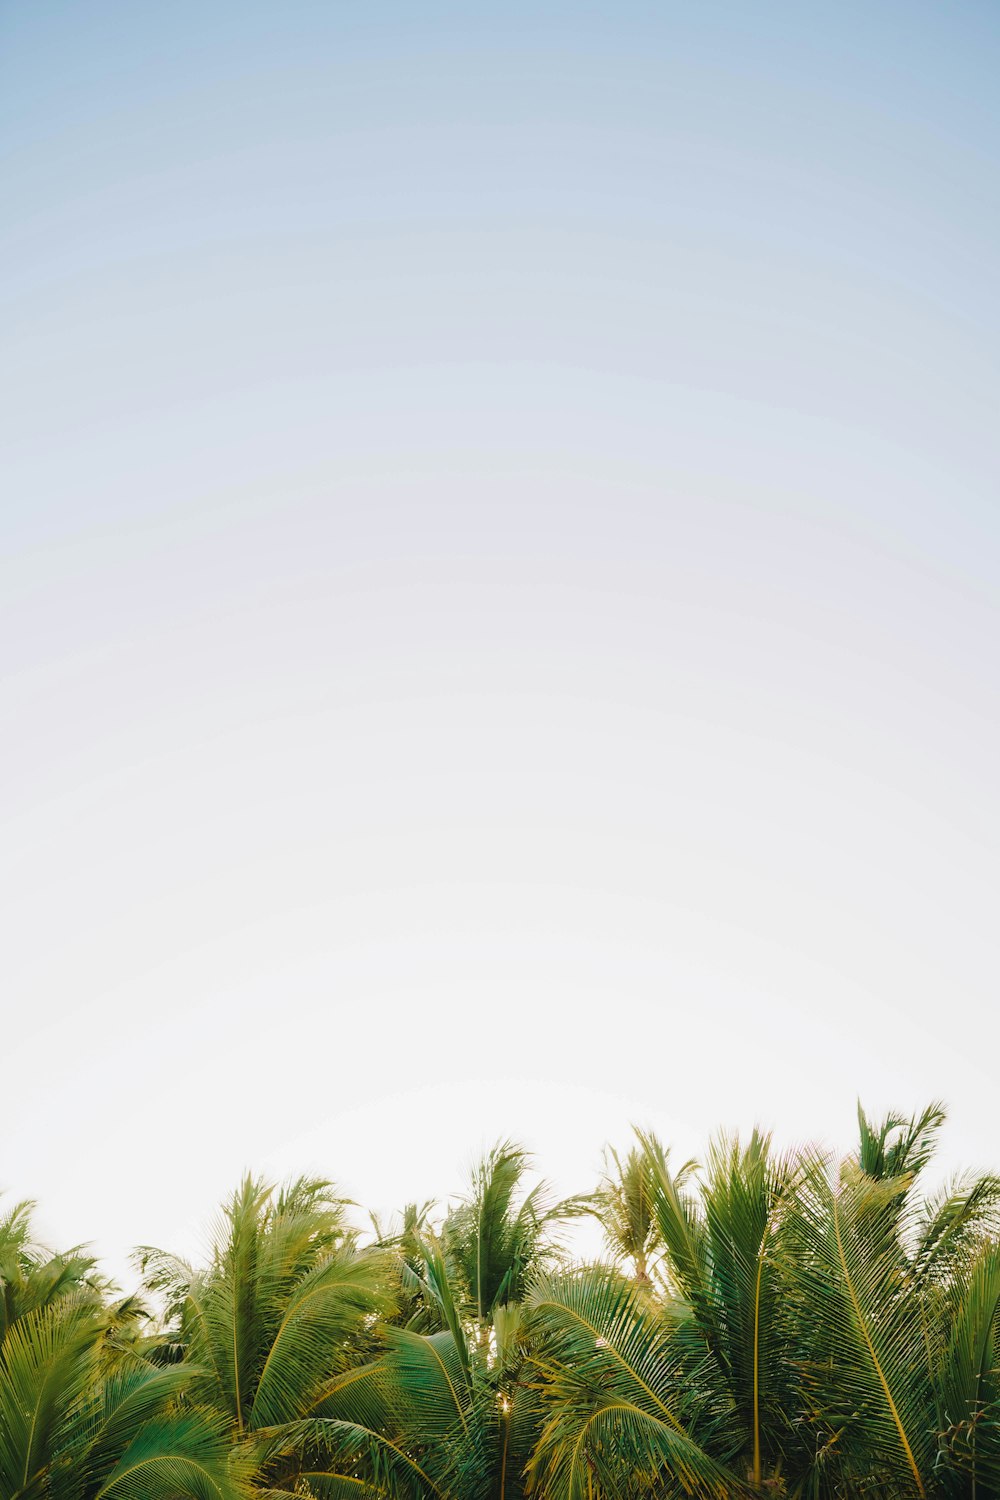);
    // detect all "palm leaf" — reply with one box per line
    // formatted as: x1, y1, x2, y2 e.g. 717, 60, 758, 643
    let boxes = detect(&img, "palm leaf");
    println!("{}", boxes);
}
786, 1154, 934, 1497
524, 1266, 745, 1500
